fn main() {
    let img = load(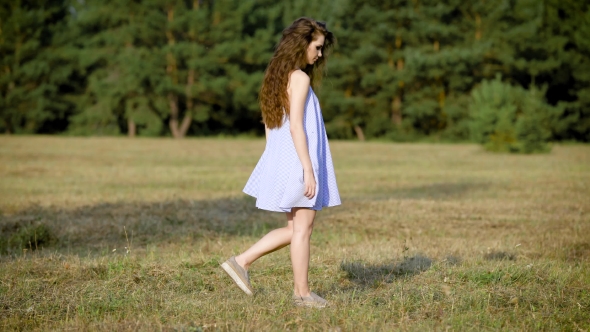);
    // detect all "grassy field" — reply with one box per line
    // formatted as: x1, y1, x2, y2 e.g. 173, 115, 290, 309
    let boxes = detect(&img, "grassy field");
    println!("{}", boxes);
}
1, 136, 589, 331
